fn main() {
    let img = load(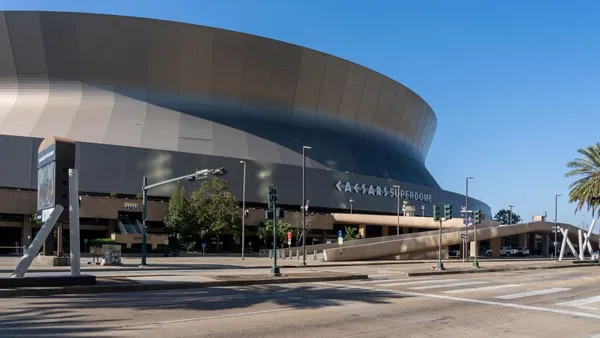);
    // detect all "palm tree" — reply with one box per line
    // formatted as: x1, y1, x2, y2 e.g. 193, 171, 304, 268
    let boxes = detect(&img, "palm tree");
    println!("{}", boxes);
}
565, 143, 600, 216
343, 226, 362, 241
